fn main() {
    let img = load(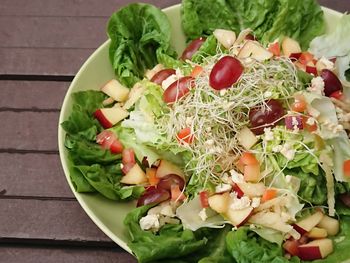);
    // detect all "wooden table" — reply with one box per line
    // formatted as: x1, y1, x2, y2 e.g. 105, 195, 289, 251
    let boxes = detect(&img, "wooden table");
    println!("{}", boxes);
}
0, 0, 348, 262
